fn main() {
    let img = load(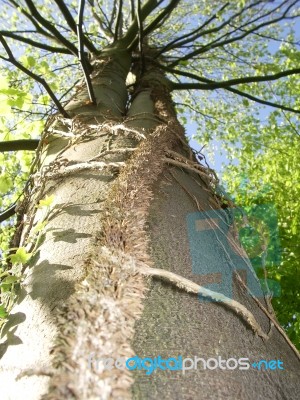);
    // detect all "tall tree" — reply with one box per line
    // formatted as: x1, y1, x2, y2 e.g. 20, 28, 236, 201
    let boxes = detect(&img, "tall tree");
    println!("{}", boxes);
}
0, 1, 299, 399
